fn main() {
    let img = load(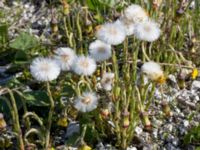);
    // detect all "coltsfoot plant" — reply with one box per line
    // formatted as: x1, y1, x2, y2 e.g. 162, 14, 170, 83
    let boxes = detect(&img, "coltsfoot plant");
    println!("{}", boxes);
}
0, 0, 199, 150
